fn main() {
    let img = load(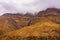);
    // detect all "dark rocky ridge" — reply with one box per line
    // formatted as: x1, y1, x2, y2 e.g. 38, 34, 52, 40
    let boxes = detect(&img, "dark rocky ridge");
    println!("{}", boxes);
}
37, 8, 60, 16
